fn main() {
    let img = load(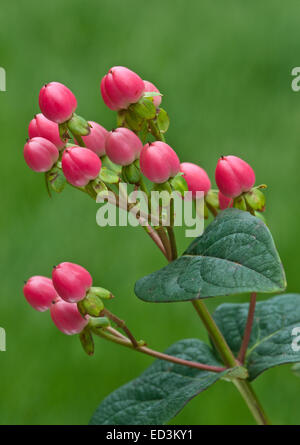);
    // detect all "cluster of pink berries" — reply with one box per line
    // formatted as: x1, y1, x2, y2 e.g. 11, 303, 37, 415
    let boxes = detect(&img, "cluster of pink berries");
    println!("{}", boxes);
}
23, 262, 109, 337
23, 65, 265, 214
